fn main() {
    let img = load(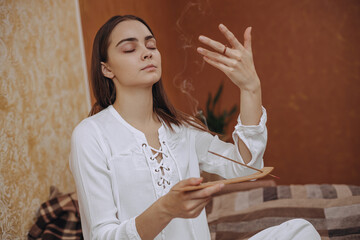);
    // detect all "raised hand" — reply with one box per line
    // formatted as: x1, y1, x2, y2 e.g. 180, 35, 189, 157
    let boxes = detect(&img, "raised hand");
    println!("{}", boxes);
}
197, 24, 260, 92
